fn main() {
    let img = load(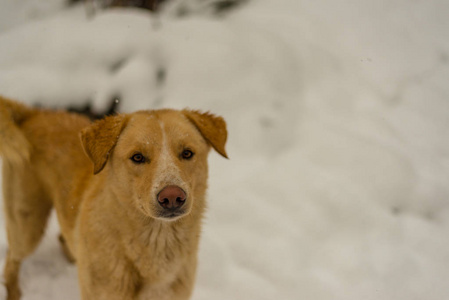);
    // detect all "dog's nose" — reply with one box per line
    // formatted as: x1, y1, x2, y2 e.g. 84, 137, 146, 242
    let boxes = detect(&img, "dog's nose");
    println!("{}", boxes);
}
157, 186, 186, 209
